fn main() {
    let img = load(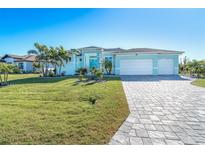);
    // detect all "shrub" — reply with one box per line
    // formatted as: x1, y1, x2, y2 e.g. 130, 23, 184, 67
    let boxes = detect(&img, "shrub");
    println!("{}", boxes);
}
90, 67, 97, 76
80, 93, 102, 105
76, 68, 88, 75
78, 74, 83, 81
103, 60, 112, 75
12, 65, 21, 74
95, 69, 104, 80
89, 68, 104, 80
179, 58, 205, 78
88, 96, 98, 105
